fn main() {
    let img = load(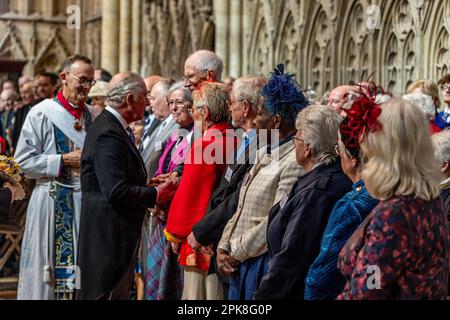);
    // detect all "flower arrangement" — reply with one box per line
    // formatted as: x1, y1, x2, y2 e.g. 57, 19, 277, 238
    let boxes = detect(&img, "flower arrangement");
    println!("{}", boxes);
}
0, 155, 26, 201
261, 64, 309, 116
339, 82, 384, 159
